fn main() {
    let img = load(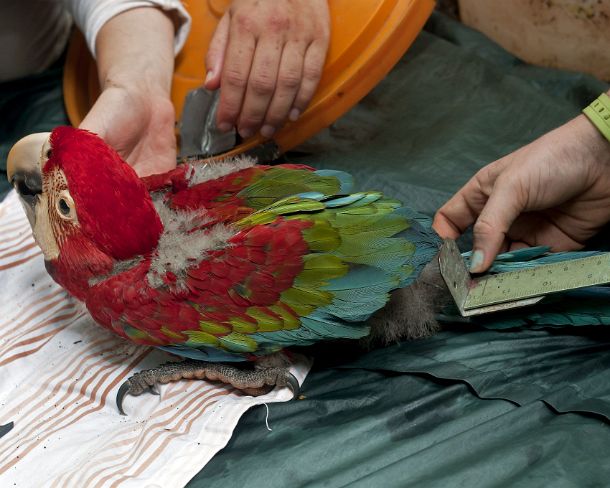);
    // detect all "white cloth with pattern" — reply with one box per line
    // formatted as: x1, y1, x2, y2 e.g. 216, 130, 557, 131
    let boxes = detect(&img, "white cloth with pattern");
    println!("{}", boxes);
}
0, 191, 310, 488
